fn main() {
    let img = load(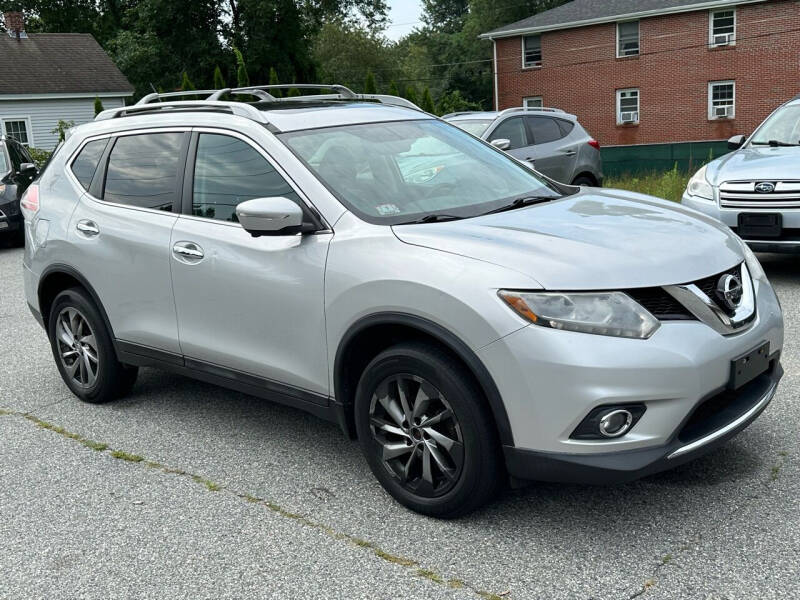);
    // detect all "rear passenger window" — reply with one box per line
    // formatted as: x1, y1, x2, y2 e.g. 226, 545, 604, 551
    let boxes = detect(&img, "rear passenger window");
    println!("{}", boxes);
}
556, 119, 575, 137
489, 117, 527, 150
192, 133, 301, 222
71, 139, 109, 190
104, 133, 183, 211
527, 116, 563, 145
